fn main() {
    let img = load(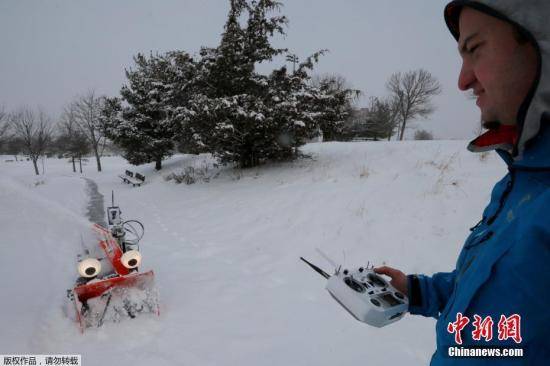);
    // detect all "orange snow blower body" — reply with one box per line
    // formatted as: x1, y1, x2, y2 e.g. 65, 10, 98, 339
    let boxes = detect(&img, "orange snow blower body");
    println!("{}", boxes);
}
69, 224, 159, 332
